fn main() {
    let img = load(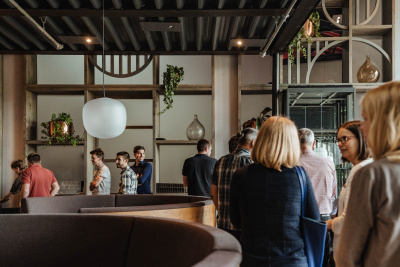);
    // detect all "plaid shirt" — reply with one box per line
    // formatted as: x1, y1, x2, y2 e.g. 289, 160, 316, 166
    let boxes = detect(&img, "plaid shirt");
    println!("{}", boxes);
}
118, 166, 138, 195
212, 148, 252, 230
